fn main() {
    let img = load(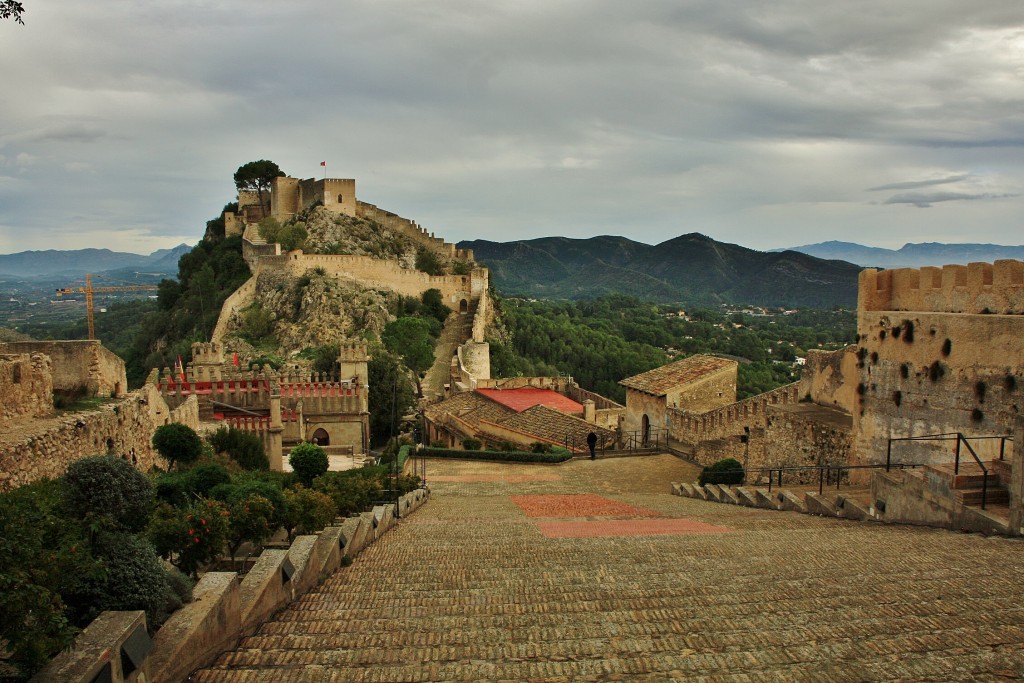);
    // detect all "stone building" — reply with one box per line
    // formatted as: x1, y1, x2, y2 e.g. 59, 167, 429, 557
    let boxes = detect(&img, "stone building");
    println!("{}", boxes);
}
156, 341, 371, 470
423, 380, 619, 453
619, 355, 737, 443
